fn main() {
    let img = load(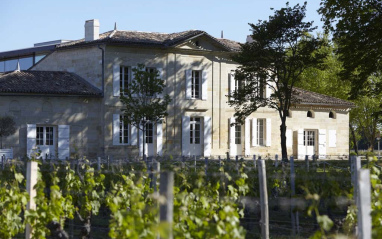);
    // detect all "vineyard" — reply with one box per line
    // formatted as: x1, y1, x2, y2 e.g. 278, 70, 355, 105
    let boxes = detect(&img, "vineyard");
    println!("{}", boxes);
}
0, 155, 381, 239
